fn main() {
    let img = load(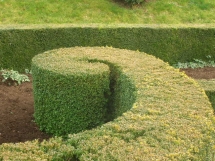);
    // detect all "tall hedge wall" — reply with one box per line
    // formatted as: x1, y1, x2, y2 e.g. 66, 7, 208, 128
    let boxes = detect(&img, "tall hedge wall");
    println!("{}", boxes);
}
0, 24, 214, 72
1, 47, 214, 160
